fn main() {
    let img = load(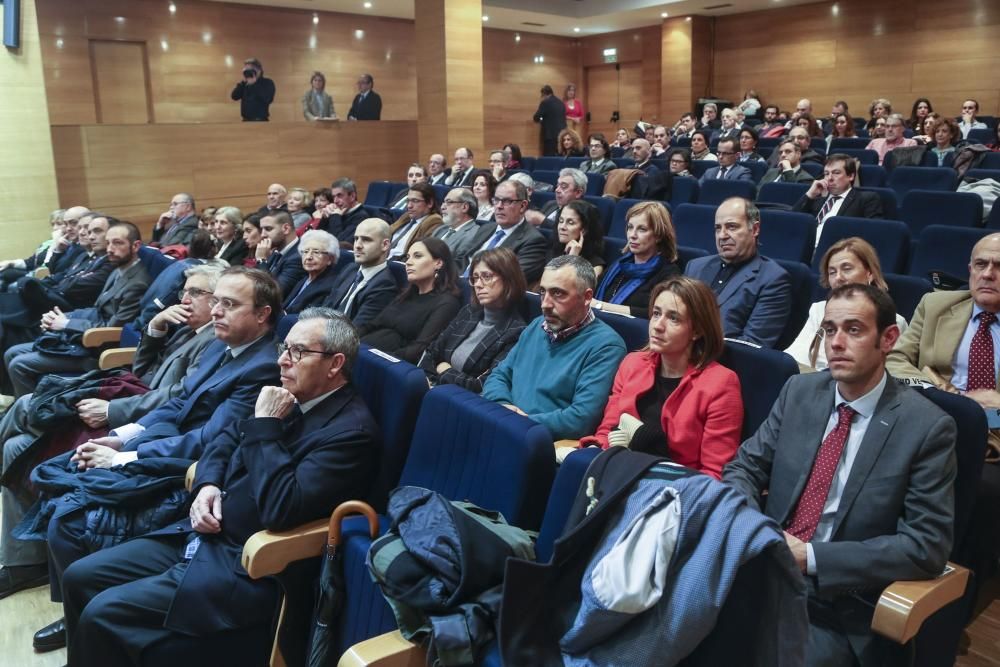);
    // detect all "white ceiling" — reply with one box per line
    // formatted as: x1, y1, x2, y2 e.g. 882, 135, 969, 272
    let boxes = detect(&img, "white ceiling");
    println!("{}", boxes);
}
207, 0, 827, 36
